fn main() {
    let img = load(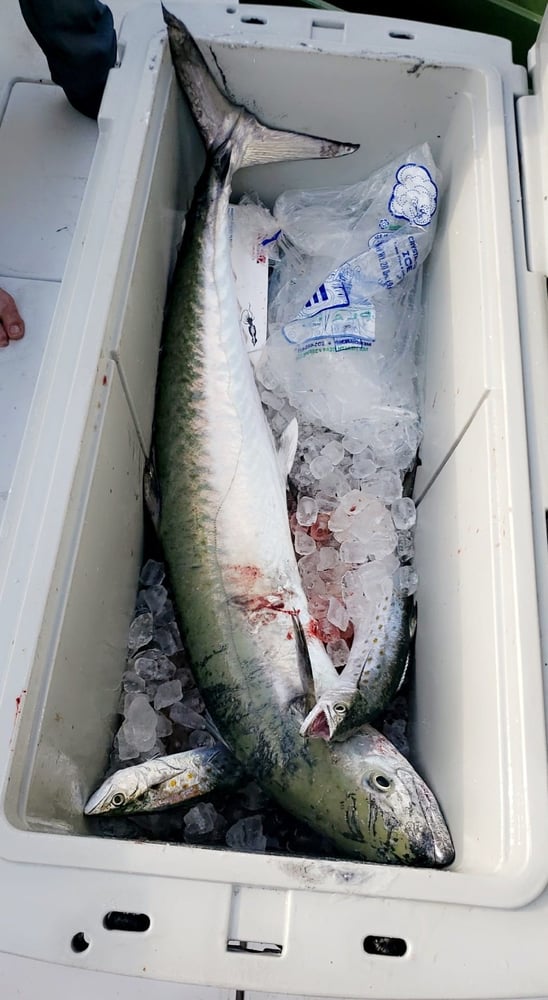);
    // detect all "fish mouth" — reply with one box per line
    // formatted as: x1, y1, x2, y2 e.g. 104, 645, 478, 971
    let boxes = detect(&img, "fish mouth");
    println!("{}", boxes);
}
84, 790, 108, 816
300, 704, 332, 740
413, 772, 455, 867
